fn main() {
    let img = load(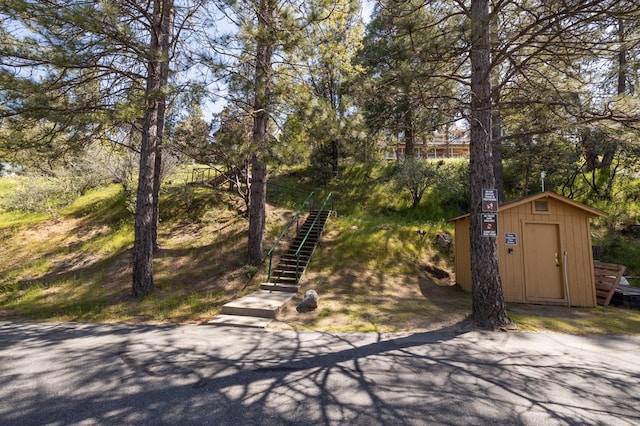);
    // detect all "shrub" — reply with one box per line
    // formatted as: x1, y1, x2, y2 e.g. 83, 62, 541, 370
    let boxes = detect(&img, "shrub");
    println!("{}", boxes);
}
392, 157, 438, 208
432, 160, 470, 216
0, 176, 77, 217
